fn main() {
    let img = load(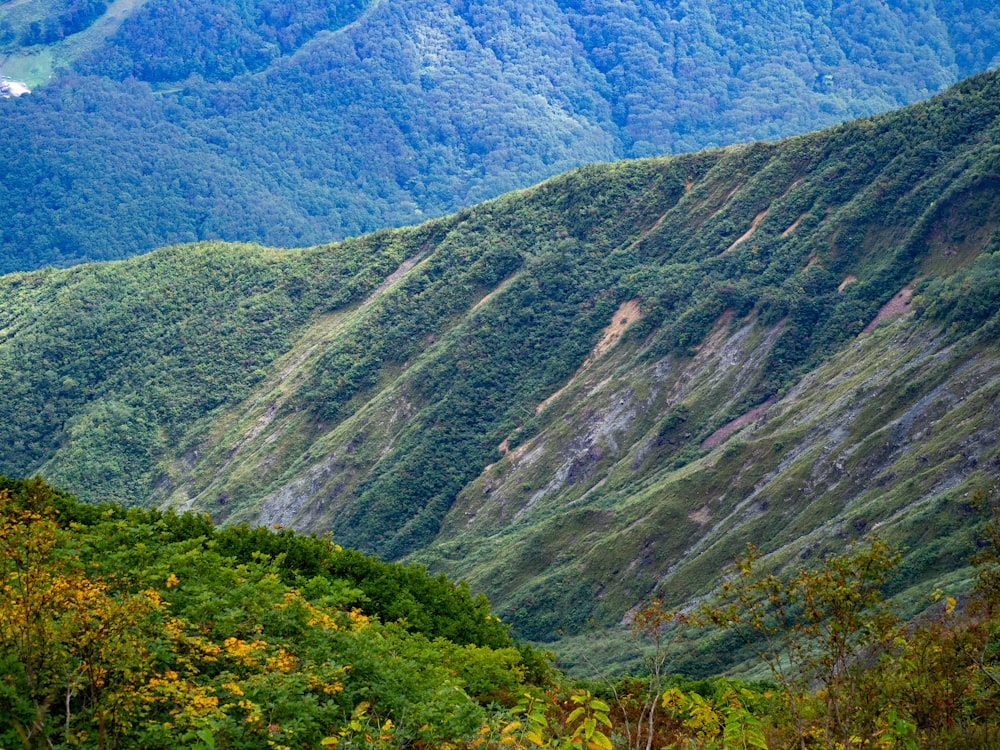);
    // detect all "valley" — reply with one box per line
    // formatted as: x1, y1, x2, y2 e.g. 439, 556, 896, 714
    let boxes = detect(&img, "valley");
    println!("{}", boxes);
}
2, 69, 999, 673
2, 1, 1000, 745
